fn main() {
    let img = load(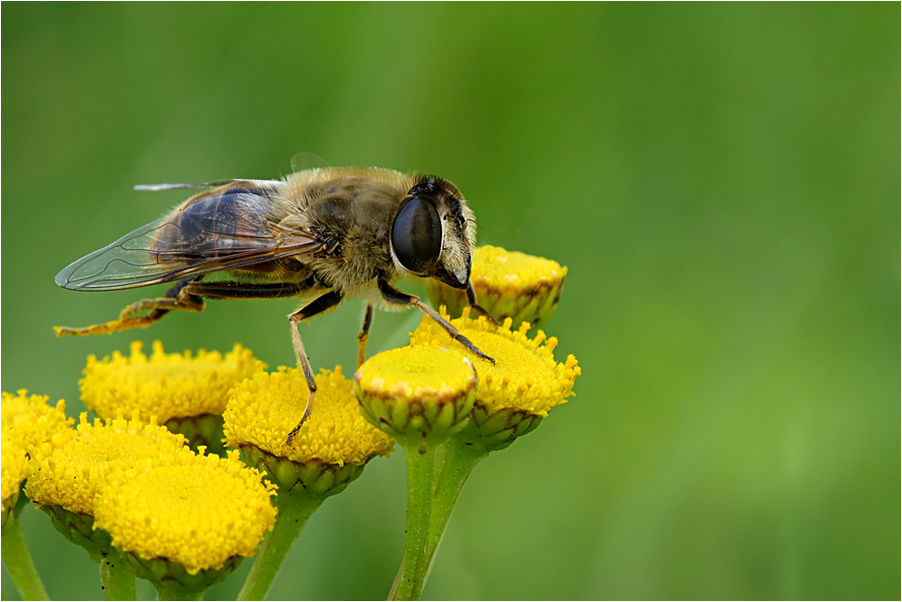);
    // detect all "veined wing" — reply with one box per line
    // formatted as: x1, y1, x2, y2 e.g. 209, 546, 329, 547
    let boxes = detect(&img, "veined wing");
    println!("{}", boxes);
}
56, 183, 320, 291
133, 179, 282, 192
